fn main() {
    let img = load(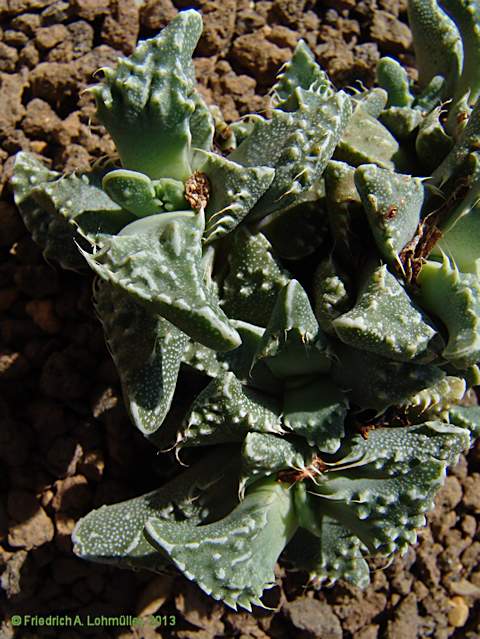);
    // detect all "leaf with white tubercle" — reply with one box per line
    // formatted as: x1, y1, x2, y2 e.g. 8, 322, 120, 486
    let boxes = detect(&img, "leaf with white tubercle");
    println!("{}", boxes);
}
332, 342, 445, 411
144, 479, 298, 611
91, 11, 202, 180
254, 279, 331, 379
354, 164, 424, 271
313, 258, 353, 334
415, 107, 454, 171
193, 149, 275, 242
407, 0, 462, 98
334, 102, 401, 170
239, 432, 313, 496
332, 264, 437, 361
11, 152, 133, 268
72, 447, 240, 572
178, 371, 282, 448
271, 40, 332, 110
230, 74, 353, 219
81, 210, 241, 352
286, 514, 370, 588
283, 377, 347, 452
376, 57, 414, 108
94, 280, 189, 440
449, 404, 480, 437
221, 228, 291, 327
417, 255, 480, 367
11, 152, 87, 271
102, 169, 186, 217
400, 375, 466, 421
307, 422, 470, 554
